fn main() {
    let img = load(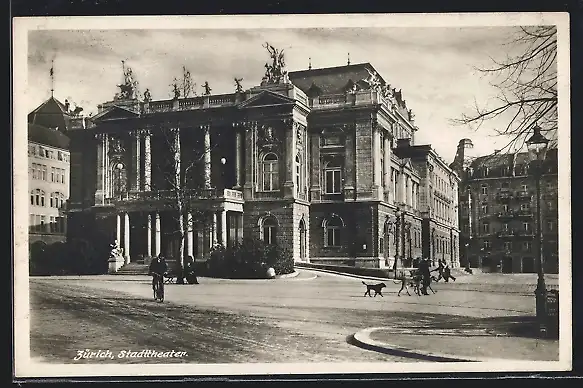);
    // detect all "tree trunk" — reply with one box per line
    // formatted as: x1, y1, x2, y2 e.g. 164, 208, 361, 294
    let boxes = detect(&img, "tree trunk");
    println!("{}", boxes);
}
173, 129, 186, 284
